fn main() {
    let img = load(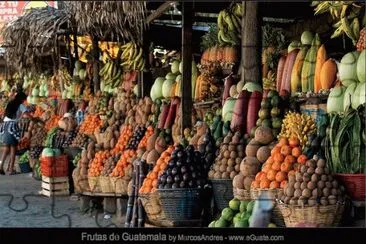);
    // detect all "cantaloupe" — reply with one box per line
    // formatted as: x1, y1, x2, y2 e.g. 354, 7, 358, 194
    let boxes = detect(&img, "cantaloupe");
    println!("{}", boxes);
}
339, 51, 360, 87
